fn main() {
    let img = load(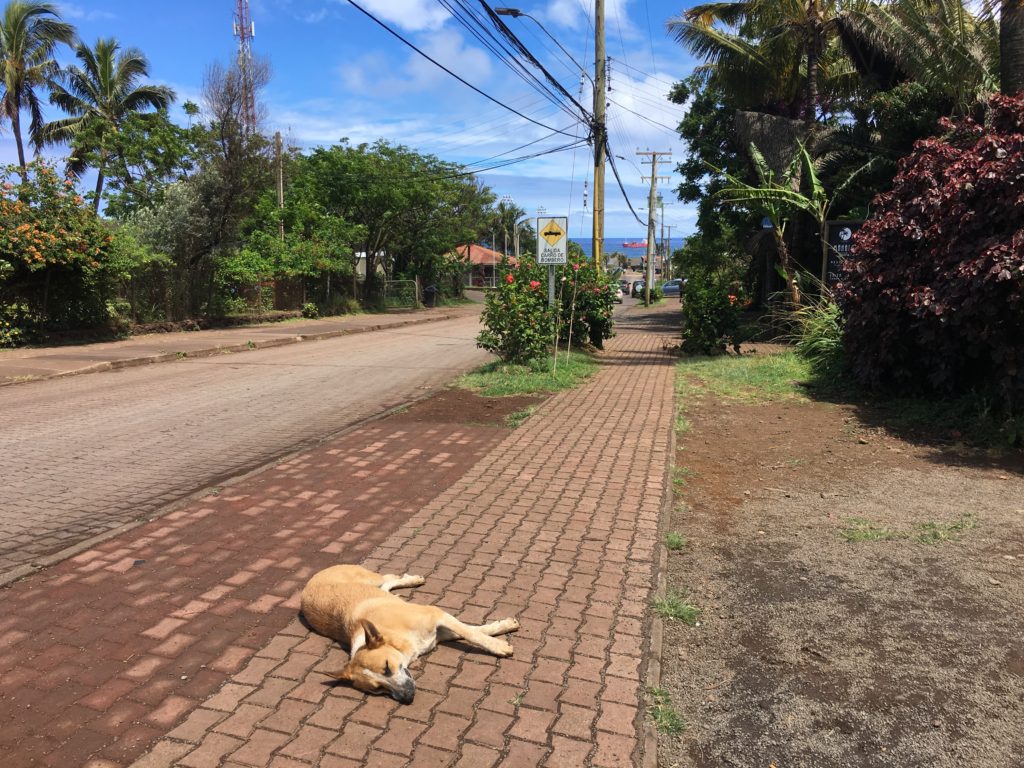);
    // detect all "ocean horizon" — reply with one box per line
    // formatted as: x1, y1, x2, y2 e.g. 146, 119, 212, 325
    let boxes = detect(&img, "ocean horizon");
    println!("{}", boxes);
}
572, 237, 650, 259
